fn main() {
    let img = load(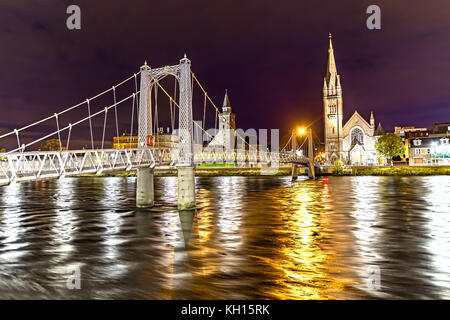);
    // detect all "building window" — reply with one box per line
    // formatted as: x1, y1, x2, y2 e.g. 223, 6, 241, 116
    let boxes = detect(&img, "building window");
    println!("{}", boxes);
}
351, 128, 364, 145
415, 148, 421, 155
427, 148, 431, 154
441, 138, 449, 145
329, 105, 336, 114
413, 139, 422, 146
330, 142, 336, 150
